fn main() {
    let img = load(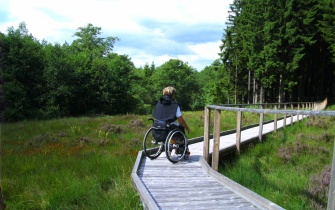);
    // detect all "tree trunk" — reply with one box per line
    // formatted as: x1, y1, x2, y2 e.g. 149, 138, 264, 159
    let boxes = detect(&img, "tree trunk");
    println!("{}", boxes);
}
253, 76, 256, 104
248, 70, 251, 104
0, 141, 5, 209
235, 55, 237, 104
227, 67, 231, 104
0, 188, 5, 210
278, 73, 285, 105
260, 85, 264, 103
0, 124, 5, 210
